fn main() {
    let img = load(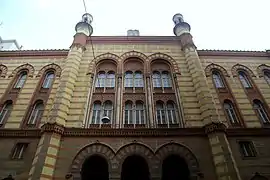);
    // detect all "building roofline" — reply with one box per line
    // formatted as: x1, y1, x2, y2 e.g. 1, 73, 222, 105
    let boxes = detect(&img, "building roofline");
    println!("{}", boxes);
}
0, 36, 268, 58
